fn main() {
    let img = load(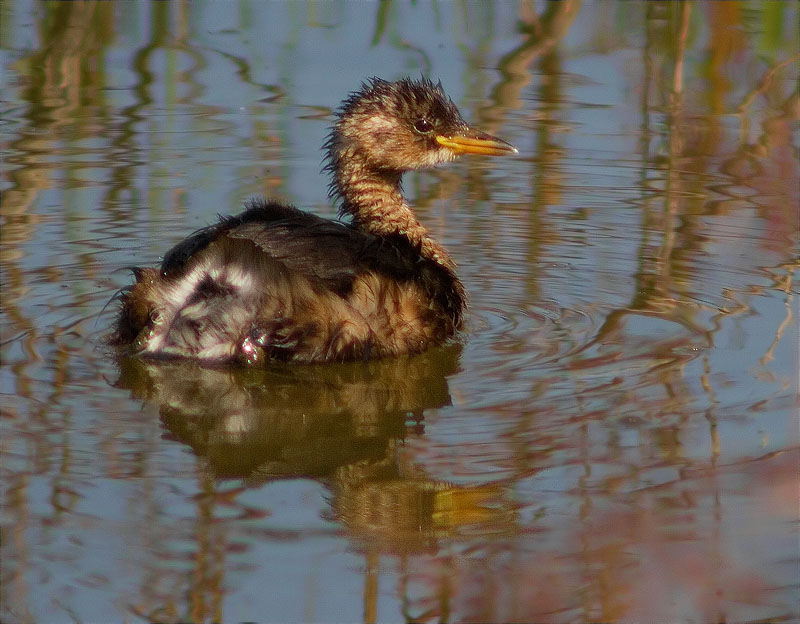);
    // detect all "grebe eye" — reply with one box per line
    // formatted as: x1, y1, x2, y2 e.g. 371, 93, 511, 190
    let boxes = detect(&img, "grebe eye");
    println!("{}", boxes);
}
413, 118, 433, 134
